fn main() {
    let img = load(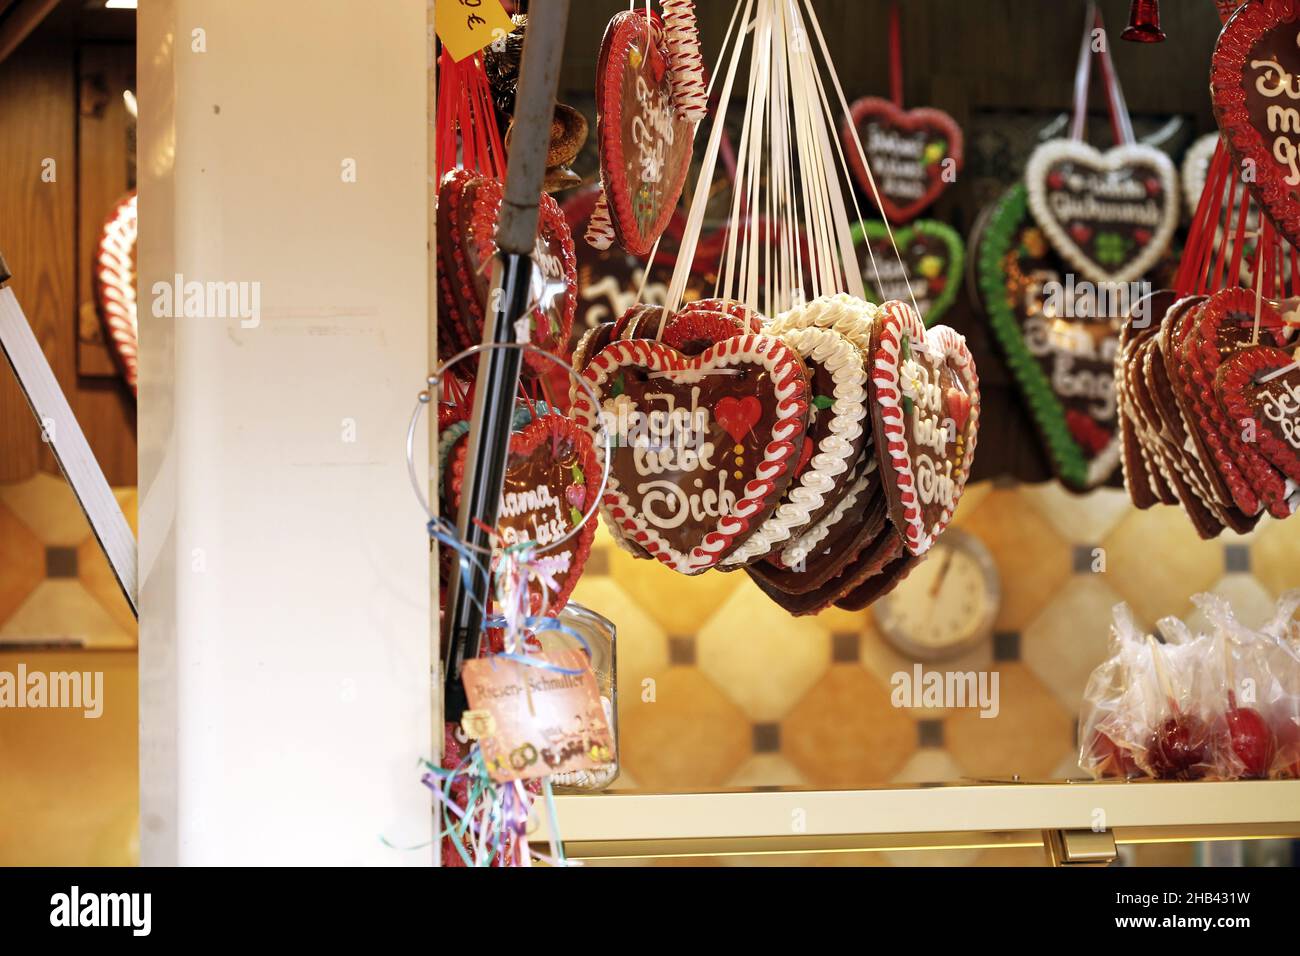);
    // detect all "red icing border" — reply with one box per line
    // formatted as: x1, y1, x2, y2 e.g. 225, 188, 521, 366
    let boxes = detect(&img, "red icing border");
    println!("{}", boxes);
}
1211, 0, 1300, 250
